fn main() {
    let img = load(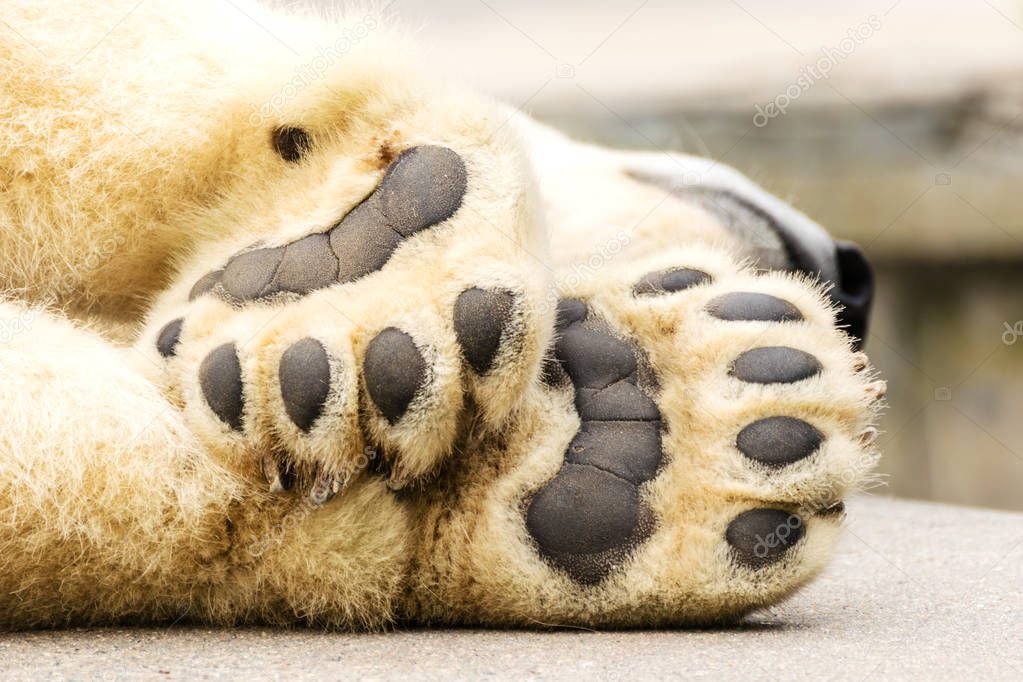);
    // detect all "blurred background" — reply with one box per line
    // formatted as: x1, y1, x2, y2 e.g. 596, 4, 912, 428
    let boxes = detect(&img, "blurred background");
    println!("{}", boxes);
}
303, 0, 1023, 509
